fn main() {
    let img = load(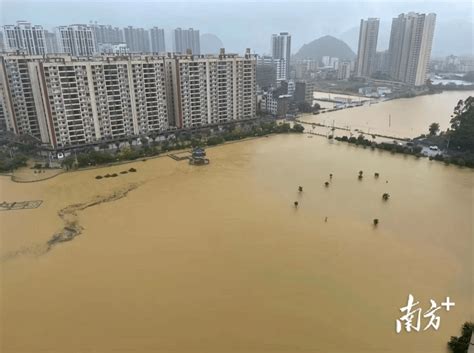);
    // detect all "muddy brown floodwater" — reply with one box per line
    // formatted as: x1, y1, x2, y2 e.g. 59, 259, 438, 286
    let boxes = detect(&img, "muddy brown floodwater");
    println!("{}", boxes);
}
1, 93, 473, 353
305, 90, 474, 138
